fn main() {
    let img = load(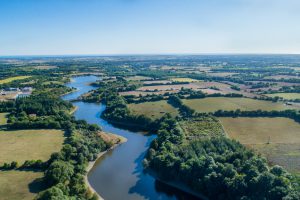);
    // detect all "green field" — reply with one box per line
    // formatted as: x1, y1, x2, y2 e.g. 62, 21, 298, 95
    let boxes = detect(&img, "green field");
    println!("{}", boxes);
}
0, 76, 31, 84
220, 117, 300, 172
266, 93, 300, 100
170, 77, 200, 82
0, 113, 8, 125
0, 129, 65, 165
179, 117, 224, 140
182, 97, 296, 113
0, 170, 44, 200
128, 100, 178, 119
